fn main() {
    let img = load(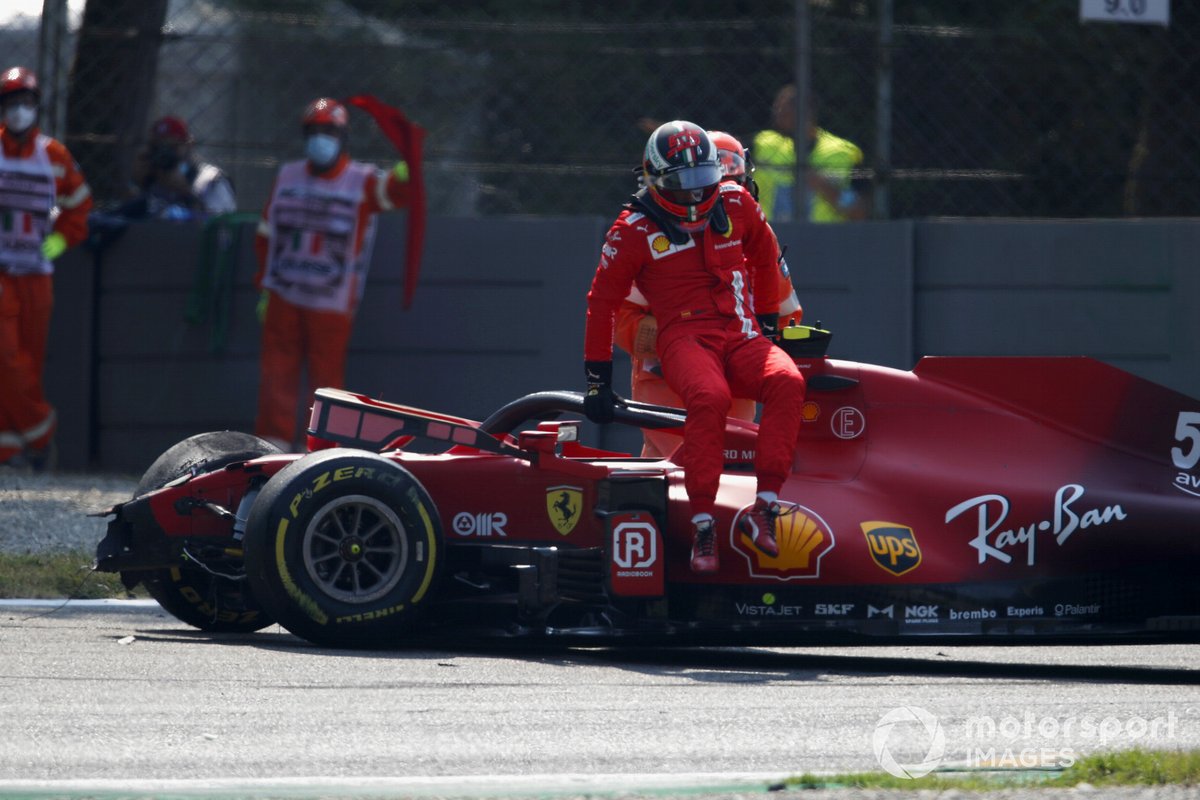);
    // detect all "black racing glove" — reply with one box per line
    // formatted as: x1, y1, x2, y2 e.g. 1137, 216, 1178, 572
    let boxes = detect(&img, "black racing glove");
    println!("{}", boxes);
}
584, 360, 616, 424
756, 313, 780, 341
